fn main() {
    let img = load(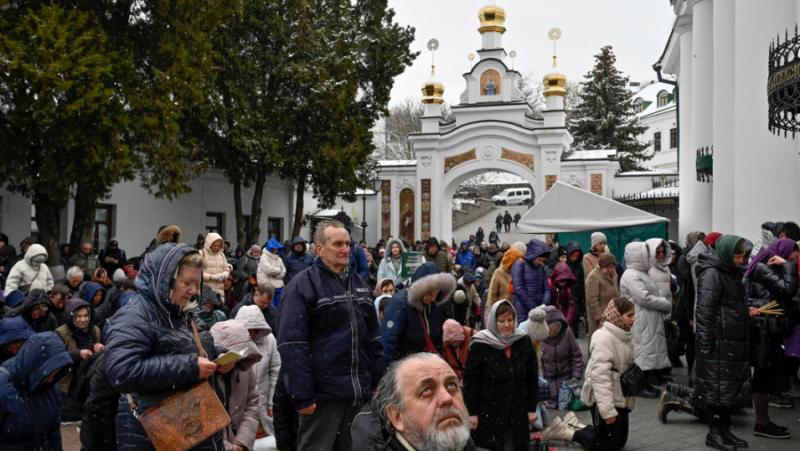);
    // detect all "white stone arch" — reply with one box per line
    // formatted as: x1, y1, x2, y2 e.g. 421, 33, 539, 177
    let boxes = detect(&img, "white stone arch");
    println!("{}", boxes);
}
438, 158, 537, 241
